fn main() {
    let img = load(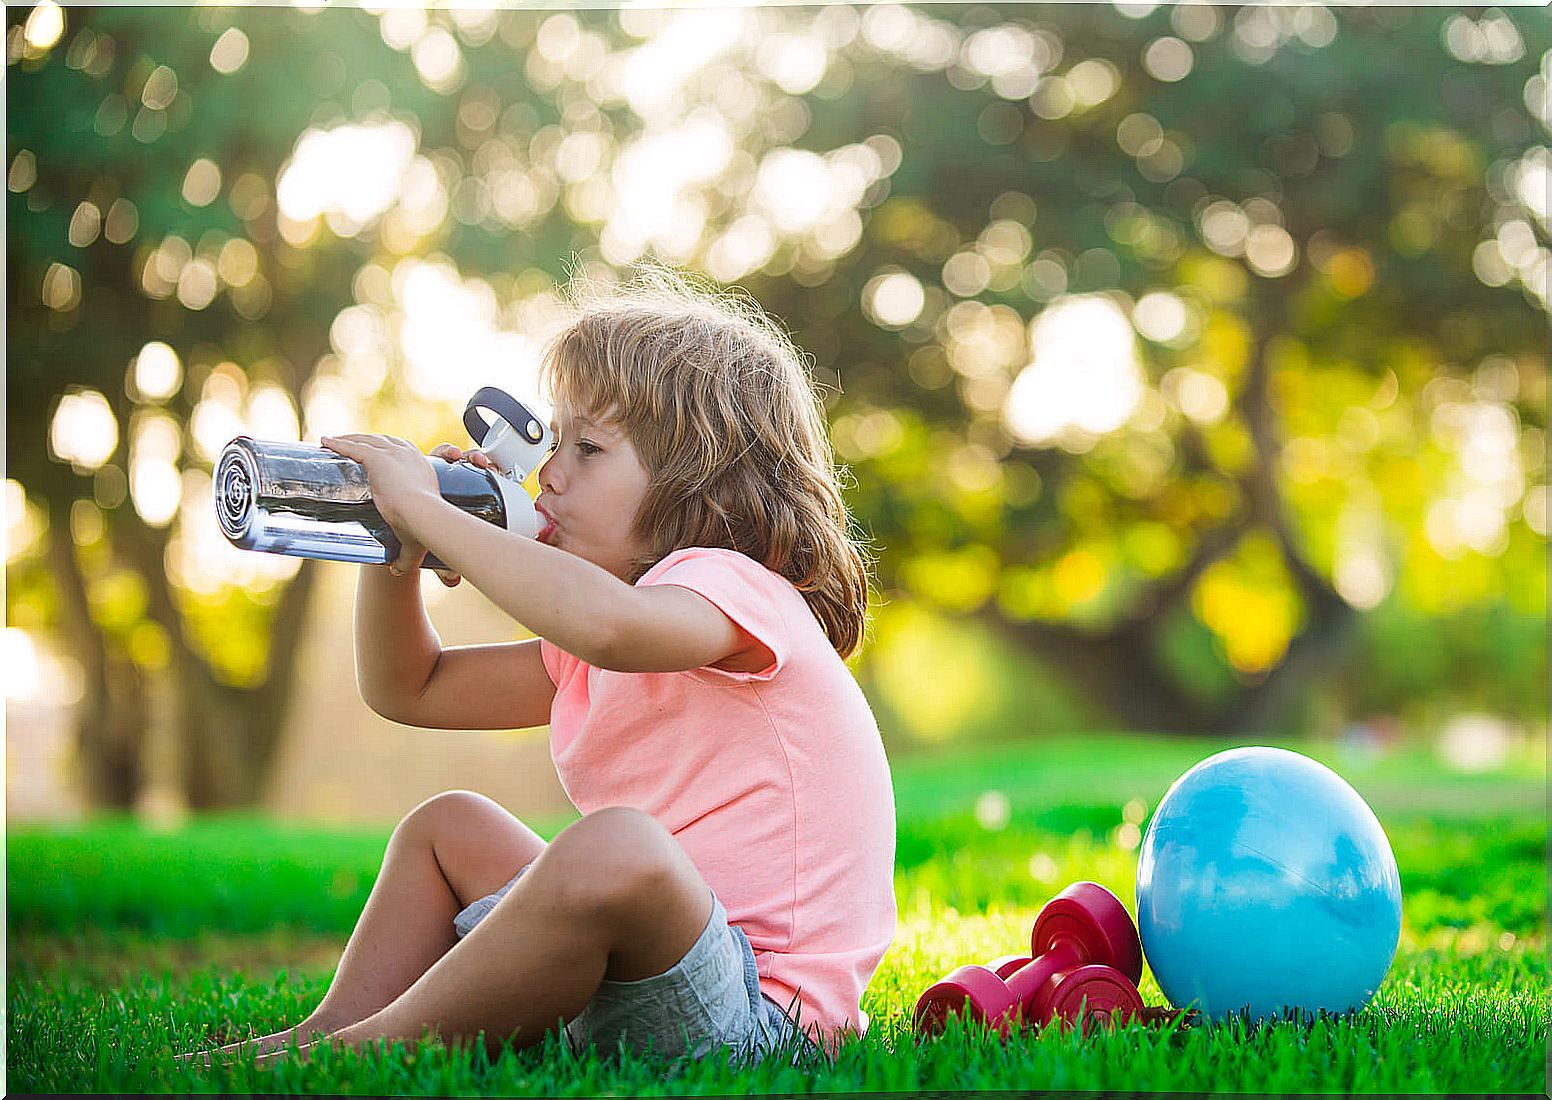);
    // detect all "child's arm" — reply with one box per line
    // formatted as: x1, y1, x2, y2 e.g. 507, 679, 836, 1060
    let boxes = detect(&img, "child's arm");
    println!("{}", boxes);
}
398, 493, 635, 665
353, 565, 556, 728
320, 433, 765, 675
399, 493, 771, 675
604, 586, 777, 674
353, 563, 442, 716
